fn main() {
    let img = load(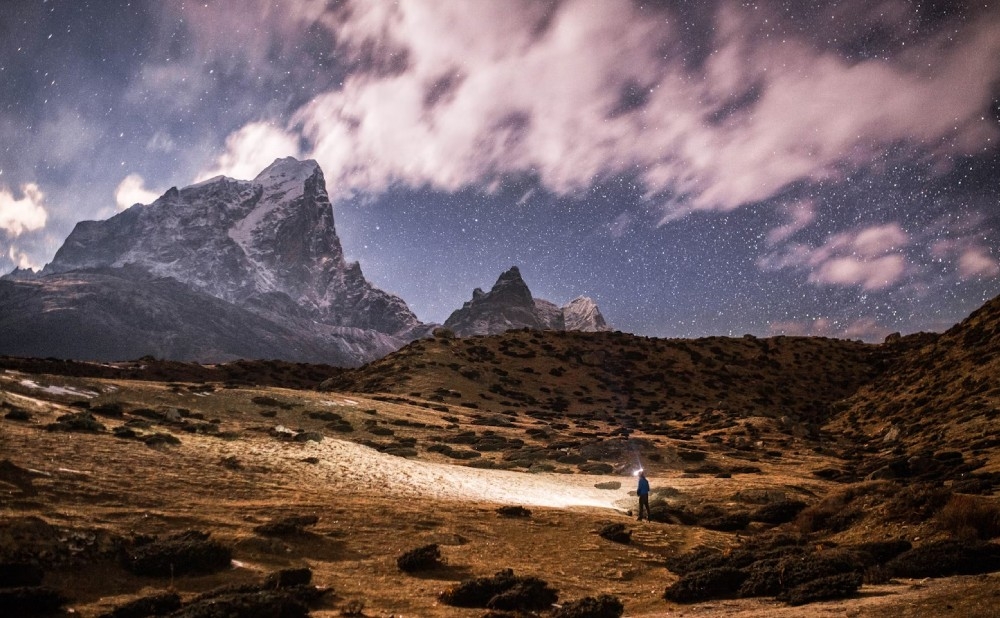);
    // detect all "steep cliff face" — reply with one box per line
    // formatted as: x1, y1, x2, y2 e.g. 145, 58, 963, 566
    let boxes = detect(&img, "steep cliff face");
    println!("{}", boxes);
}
2, 158, 427, 365
444, 266, 611, 337
44, 157, 420, 336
